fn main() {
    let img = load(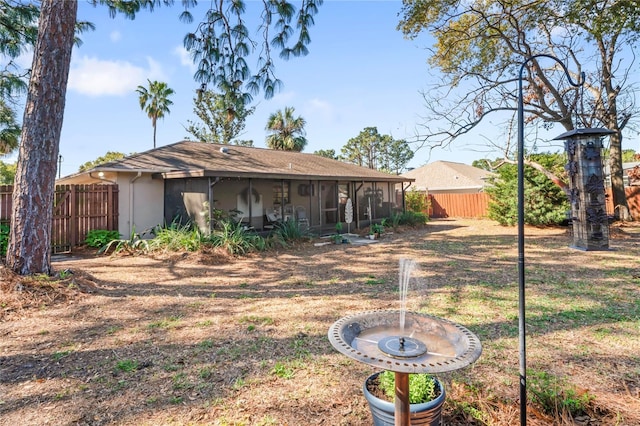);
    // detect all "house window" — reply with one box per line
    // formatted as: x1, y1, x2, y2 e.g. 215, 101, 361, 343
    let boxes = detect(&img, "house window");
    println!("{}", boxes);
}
273, 182, 290, 205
